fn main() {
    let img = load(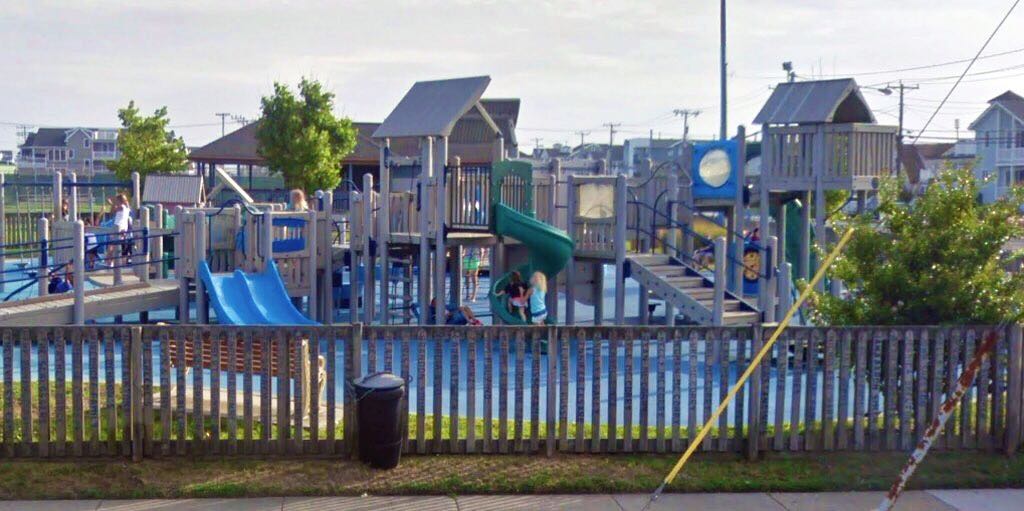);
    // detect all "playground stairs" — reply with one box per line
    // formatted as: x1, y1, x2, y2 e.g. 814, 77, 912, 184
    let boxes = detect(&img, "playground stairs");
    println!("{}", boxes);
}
385, 256, 416, 324
627, 254, 760, 326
